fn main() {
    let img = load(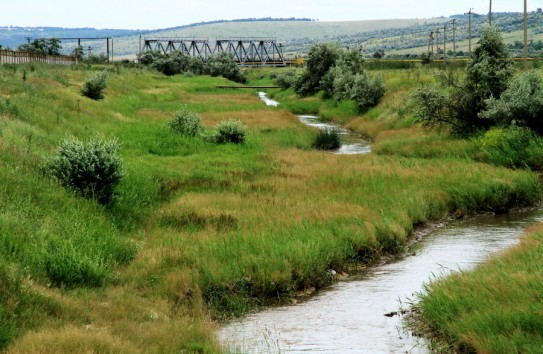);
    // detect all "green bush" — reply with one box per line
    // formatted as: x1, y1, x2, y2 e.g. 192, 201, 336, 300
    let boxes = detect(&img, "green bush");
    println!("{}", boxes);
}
480, 70, 543, 134
168, 107, 205, 137
274, 70, 298, 89
415, 26, 515, 135
45, 137, 124, 204
214, 119, 247, 144
80, 71, 108, 100
313, 128, 342, 150
476, 126, 543, 169
150, 51, 205, 76
333, 70, 385, 113
206, 52, 246, 83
